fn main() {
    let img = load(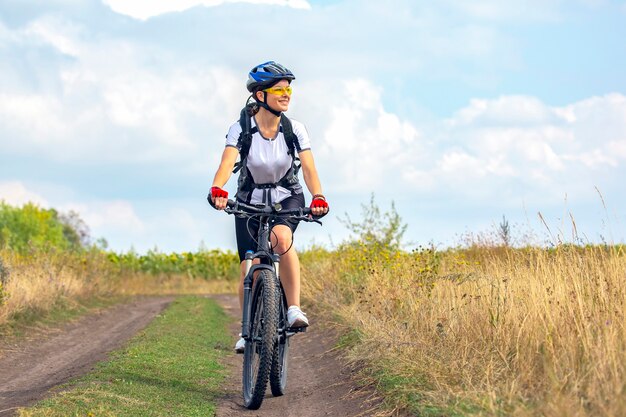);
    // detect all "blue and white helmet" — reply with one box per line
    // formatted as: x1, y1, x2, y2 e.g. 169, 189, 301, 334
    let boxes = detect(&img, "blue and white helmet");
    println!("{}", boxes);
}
246, 61, 295, 92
